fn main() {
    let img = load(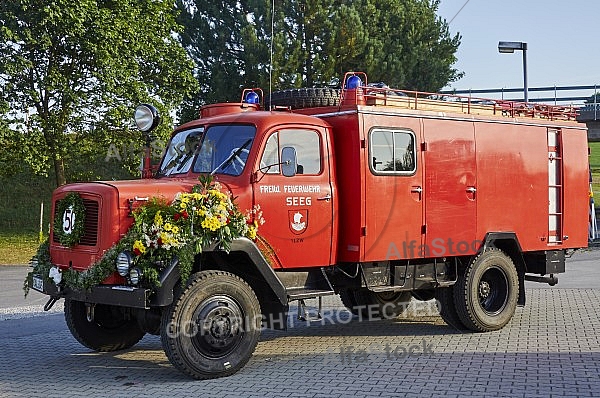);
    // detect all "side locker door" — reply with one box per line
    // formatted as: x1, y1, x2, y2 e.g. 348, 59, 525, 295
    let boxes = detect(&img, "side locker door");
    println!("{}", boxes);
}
423, 119, 477, 255
363, 119, 424, 261
253, 126, 333, 268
